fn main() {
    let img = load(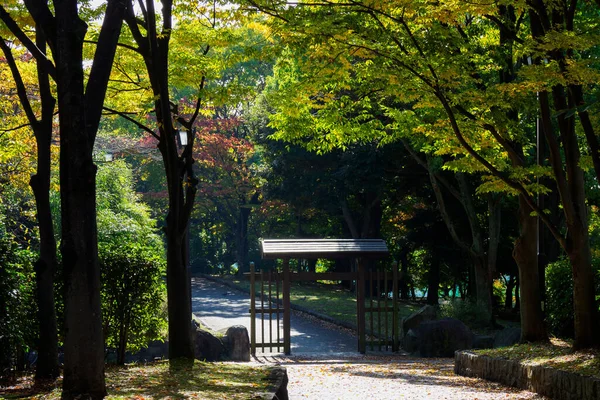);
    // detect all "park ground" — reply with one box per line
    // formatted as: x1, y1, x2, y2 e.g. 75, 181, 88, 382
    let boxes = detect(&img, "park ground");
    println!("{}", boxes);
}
3, 276, 598, 399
